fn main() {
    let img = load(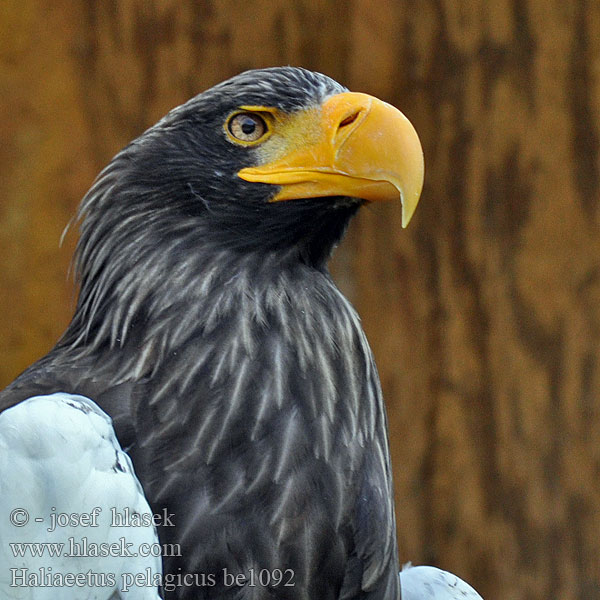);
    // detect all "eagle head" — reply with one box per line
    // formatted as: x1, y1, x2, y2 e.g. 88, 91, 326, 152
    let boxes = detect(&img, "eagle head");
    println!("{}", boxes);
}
76, 67, 423, 268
